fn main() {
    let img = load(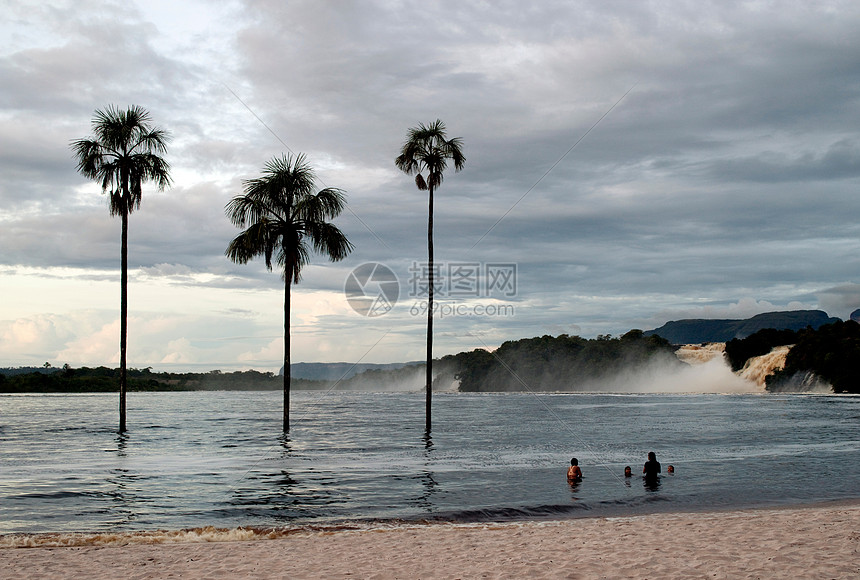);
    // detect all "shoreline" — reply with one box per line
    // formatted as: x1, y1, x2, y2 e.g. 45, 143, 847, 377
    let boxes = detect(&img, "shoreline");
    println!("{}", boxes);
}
4, 497, 860, 548
2, 501, 859, 579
